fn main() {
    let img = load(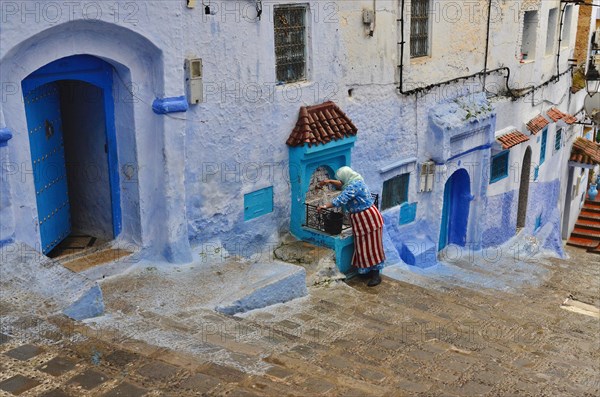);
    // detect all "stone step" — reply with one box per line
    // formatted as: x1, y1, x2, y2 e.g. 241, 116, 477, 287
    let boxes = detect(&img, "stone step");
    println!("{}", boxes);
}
587, 243, 600, 255
585, 198, 600, 207
579, 210, 600, 222
0, 242, 105, 321
582, 204, 600, 214
571, 227, 600, 241
567, 236, 599, 249
215, 261, 308, 315
575, 219, 600, 231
